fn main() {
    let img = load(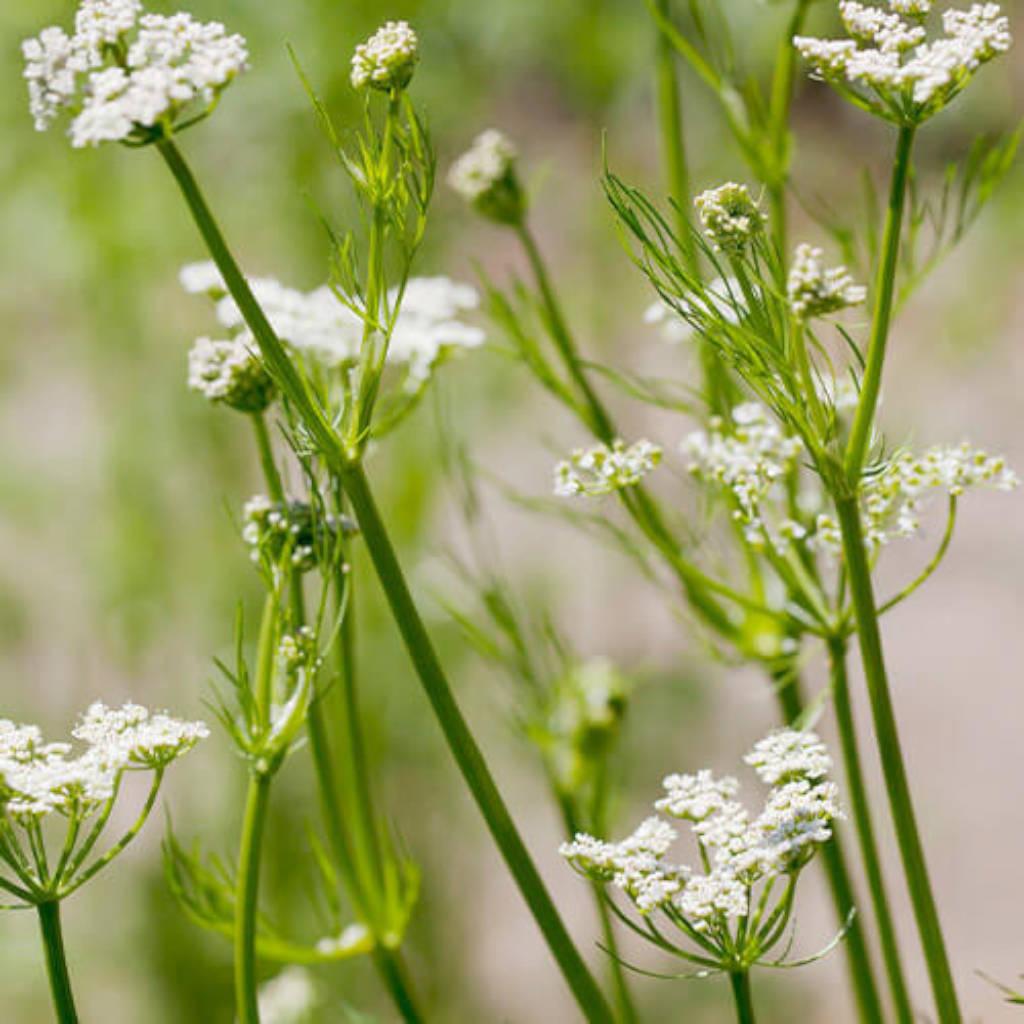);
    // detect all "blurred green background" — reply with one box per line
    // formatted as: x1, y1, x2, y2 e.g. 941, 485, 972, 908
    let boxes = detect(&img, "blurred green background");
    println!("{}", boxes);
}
2, 1, 1022, 1021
